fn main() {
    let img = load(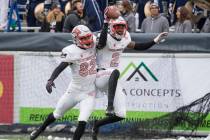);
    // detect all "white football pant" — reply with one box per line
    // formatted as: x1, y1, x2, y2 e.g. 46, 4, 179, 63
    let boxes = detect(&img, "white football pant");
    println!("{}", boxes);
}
53, 86, 96, 122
